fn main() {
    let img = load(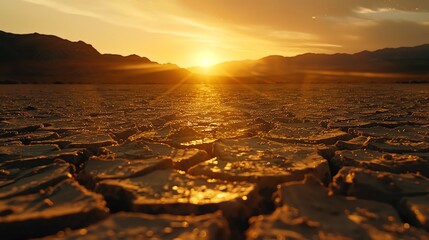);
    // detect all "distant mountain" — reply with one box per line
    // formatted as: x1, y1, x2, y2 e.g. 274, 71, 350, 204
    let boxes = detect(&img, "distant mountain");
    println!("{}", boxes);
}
1, 30, 428, 84
191, 45, 429, 83
0, 30, 192, 84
